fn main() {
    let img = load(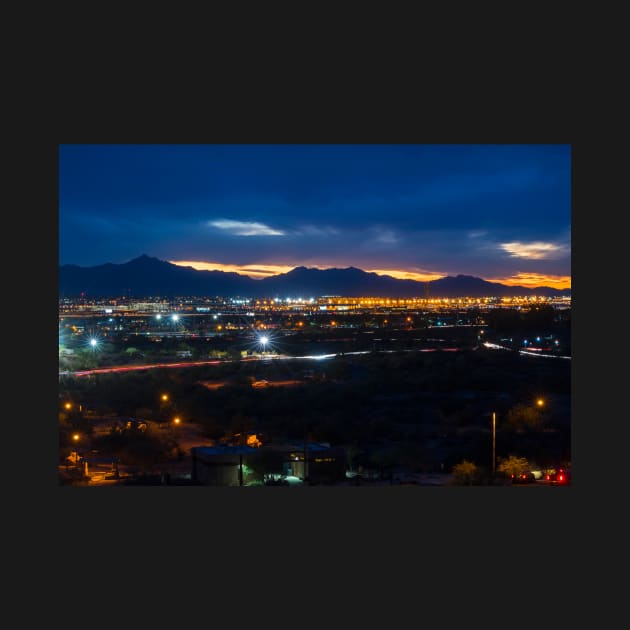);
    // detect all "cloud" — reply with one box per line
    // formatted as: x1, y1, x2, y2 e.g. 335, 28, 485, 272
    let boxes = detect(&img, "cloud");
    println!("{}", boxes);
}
170, 260, 296, 279
209, 219, 286, 236
500, 241, 569, 260
367, 268, 445, 282
366, 226, 398, 245
486, 272, 571, 290
293, 225, 340, 236
374, 230, 398, 244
